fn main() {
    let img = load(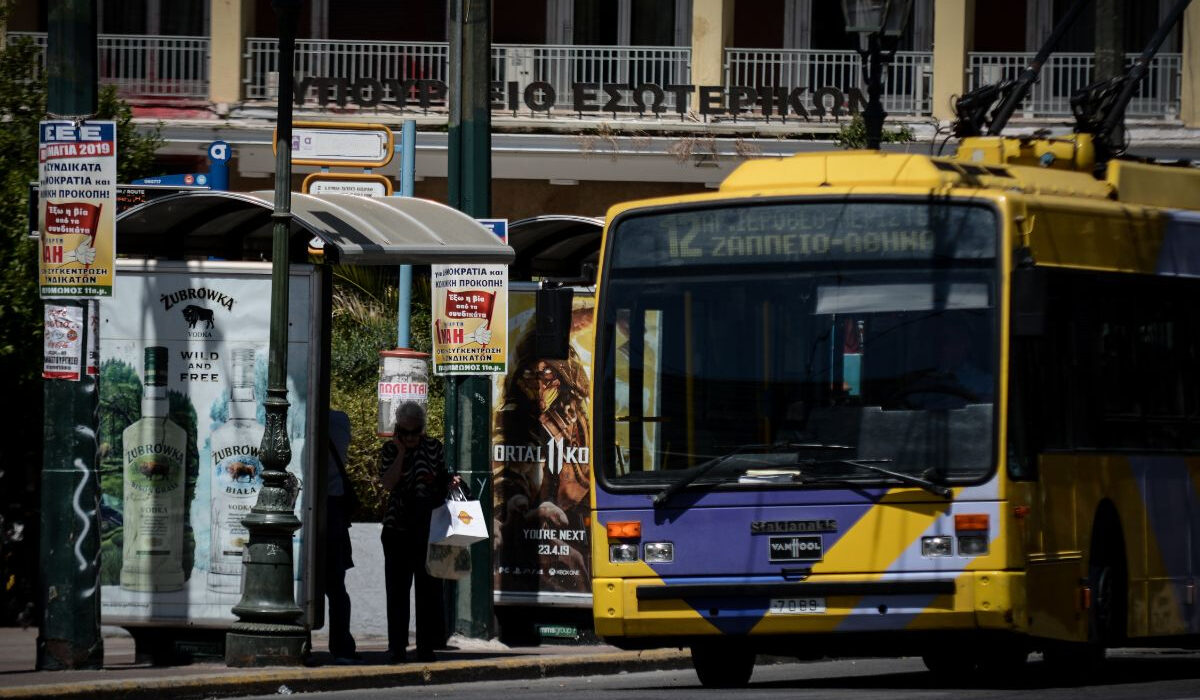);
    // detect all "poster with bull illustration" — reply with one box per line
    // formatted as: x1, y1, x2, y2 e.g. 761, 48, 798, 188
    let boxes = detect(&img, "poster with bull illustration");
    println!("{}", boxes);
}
491, 287, 595, 606
96, 260, 321, 626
